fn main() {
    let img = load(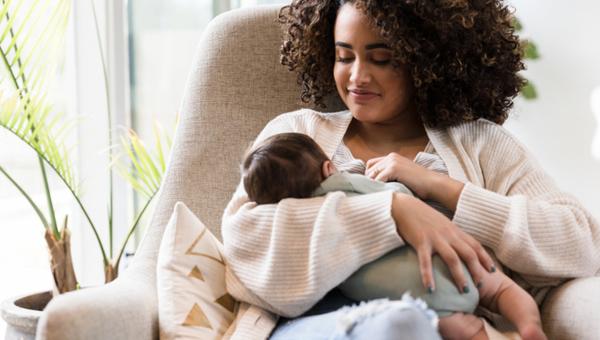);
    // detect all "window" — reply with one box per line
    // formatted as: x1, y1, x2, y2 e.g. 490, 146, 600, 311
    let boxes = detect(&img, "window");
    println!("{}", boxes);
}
1, 5, 292, 326
127, 0, 290, 144
126, 0, 289, 241
0, 0, 72, 333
